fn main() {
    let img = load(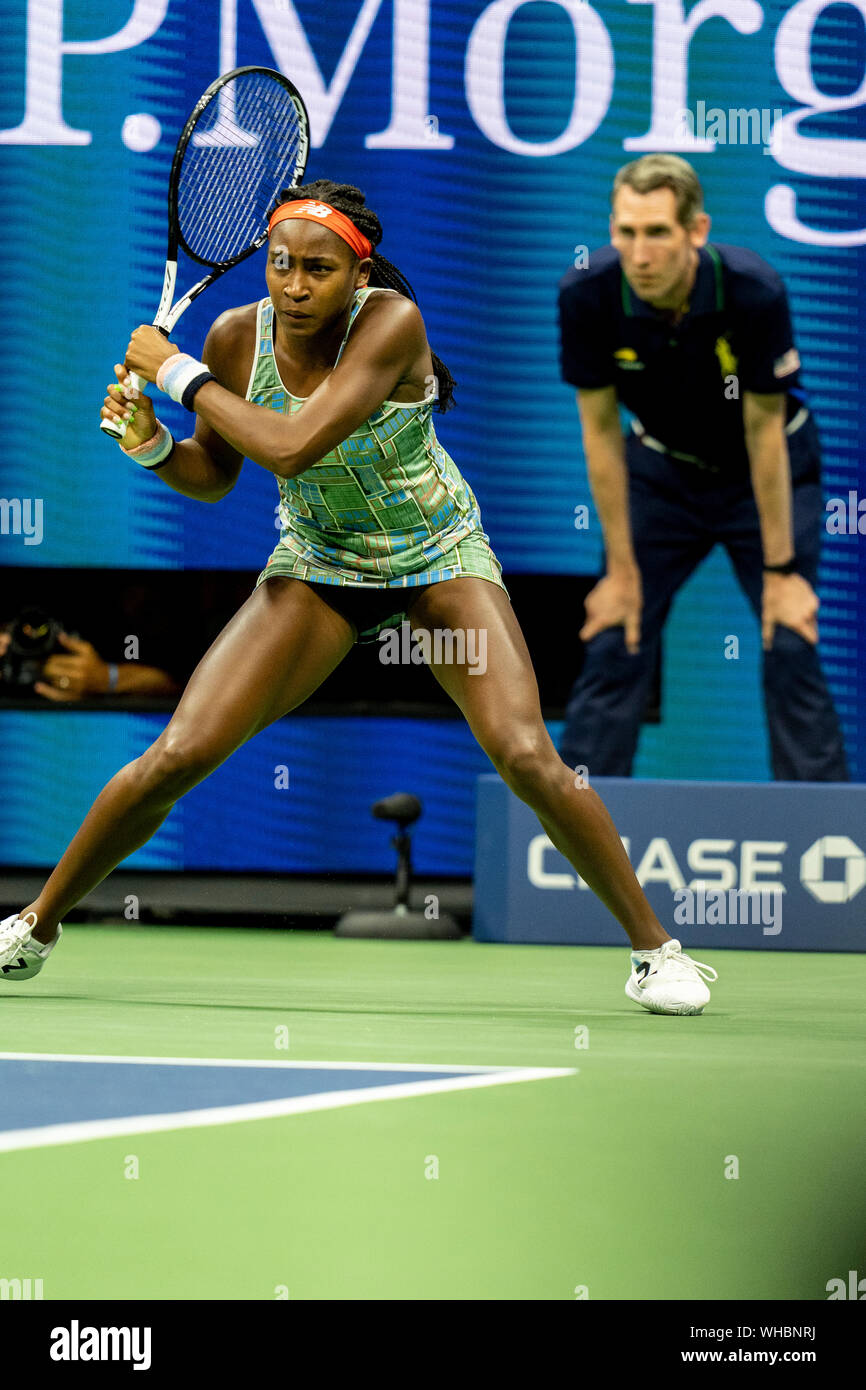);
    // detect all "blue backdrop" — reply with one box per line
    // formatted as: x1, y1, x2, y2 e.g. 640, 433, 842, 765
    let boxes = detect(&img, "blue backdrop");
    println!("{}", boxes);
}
1, 1, 864, 872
